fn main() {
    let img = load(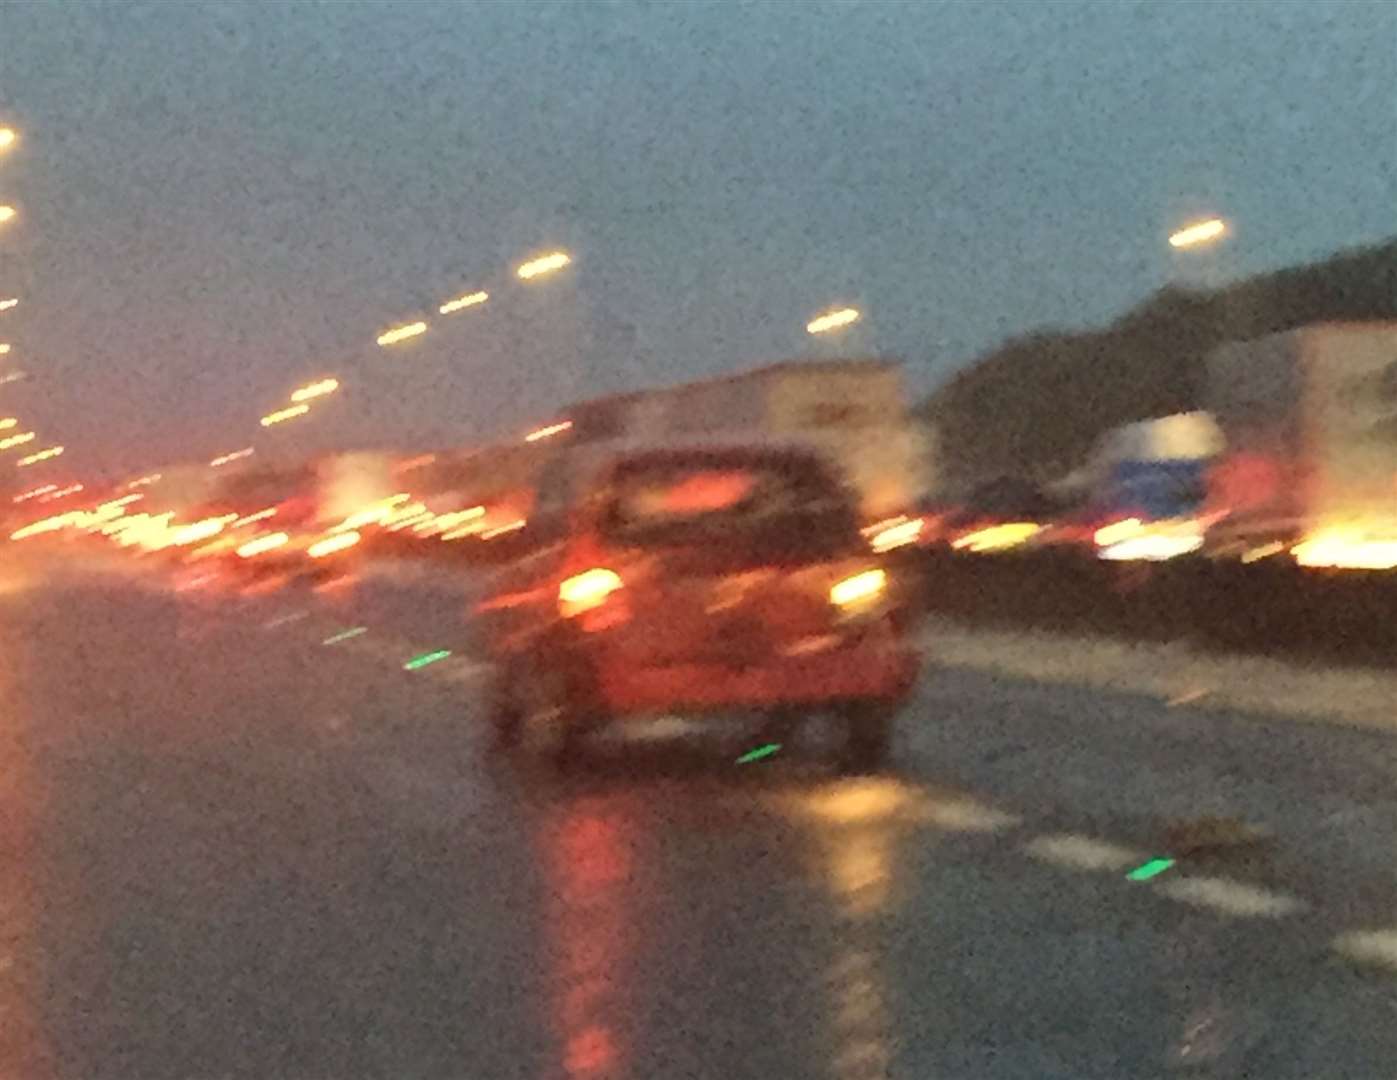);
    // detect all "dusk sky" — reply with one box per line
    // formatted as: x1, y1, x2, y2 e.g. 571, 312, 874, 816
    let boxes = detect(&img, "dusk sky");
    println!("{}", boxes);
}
1, 1, 1393, 476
